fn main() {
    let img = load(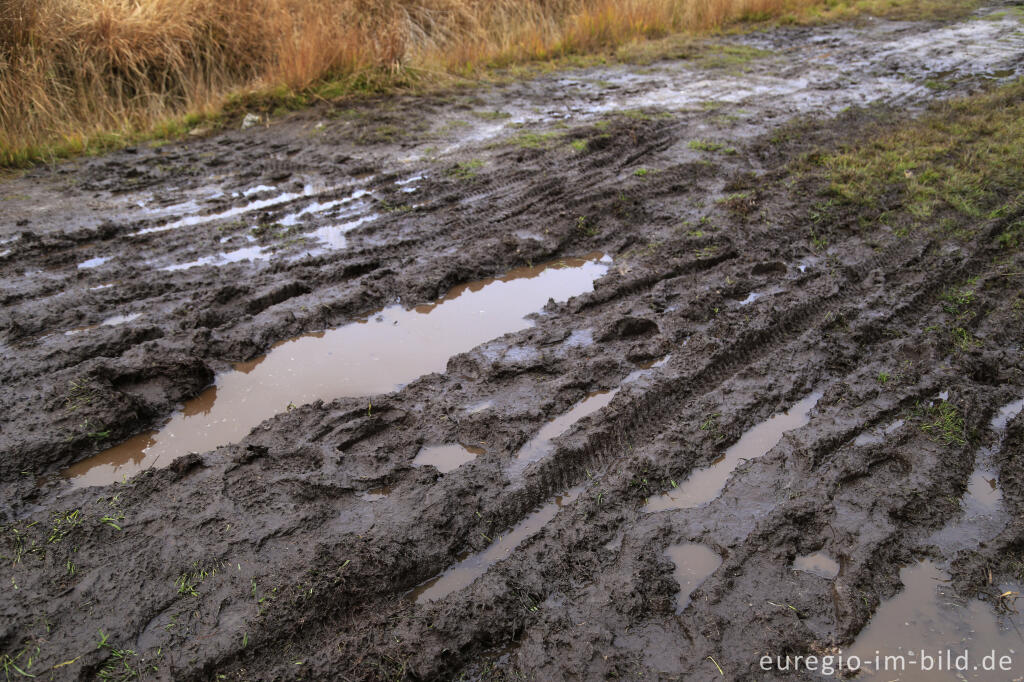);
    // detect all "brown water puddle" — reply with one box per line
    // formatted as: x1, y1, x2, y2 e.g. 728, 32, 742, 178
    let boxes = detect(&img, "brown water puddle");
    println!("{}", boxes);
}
665, 543, 721, 613
928, 397, 1022, 552
411, 485, 586, 603
792, 551, 839, 579
412, 444, 486, 474
504, 356, 670, 482
844, 560, 1024, 681
356, 486, 392, 502
62, 255, 609, 488
505, 390, 618, 480
645, 391, 822, 512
